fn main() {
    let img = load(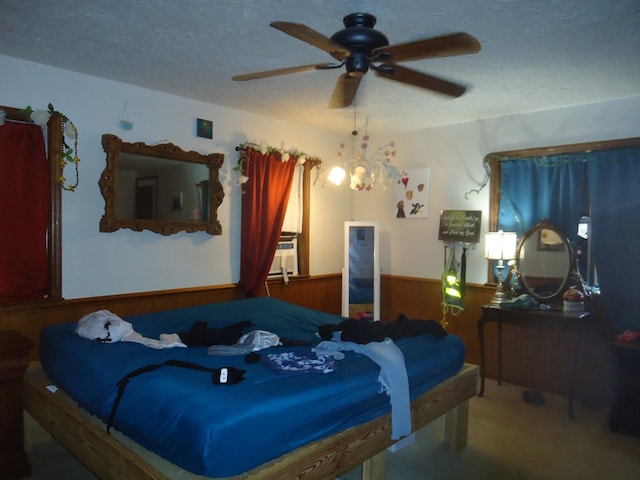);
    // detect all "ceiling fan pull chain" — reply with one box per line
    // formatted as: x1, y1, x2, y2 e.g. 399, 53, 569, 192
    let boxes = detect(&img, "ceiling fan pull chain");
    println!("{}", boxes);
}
352, 96, 358, 136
